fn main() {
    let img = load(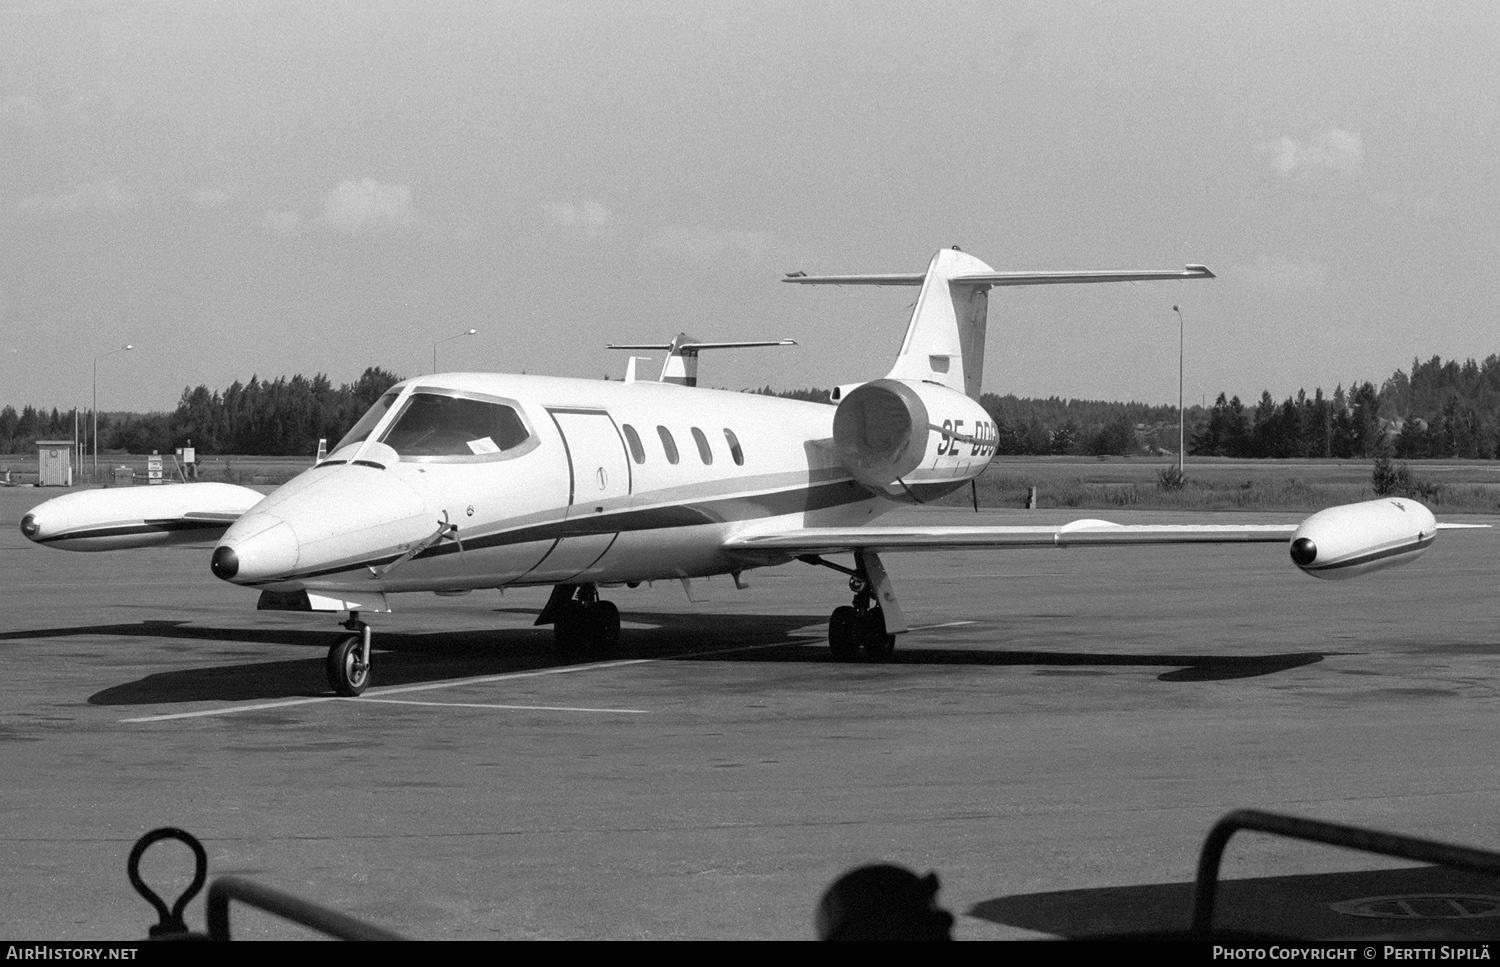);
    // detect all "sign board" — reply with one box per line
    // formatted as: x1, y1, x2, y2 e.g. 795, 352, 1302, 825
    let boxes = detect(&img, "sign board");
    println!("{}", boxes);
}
147, 451, 163, 485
